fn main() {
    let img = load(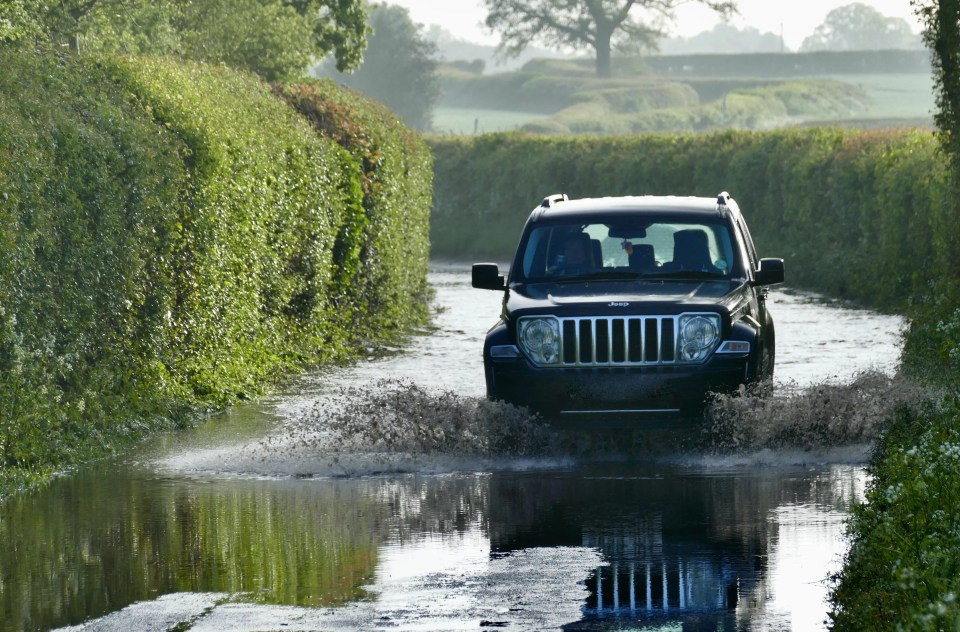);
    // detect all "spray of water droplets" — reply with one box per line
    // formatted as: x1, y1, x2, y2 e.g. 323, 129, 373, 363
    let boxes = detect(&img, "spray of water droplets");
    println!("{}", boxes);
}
704, 370, 934, 453
161, 372, 939, 477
